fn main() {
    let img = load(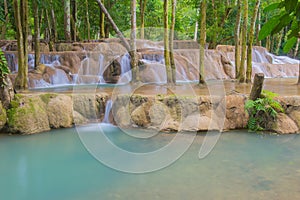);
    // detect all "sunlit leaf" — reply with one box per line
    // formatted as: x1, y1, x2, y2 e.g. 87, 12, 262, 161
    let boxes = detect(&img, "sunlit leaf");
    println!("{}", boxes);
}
283, 37, 298, 53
